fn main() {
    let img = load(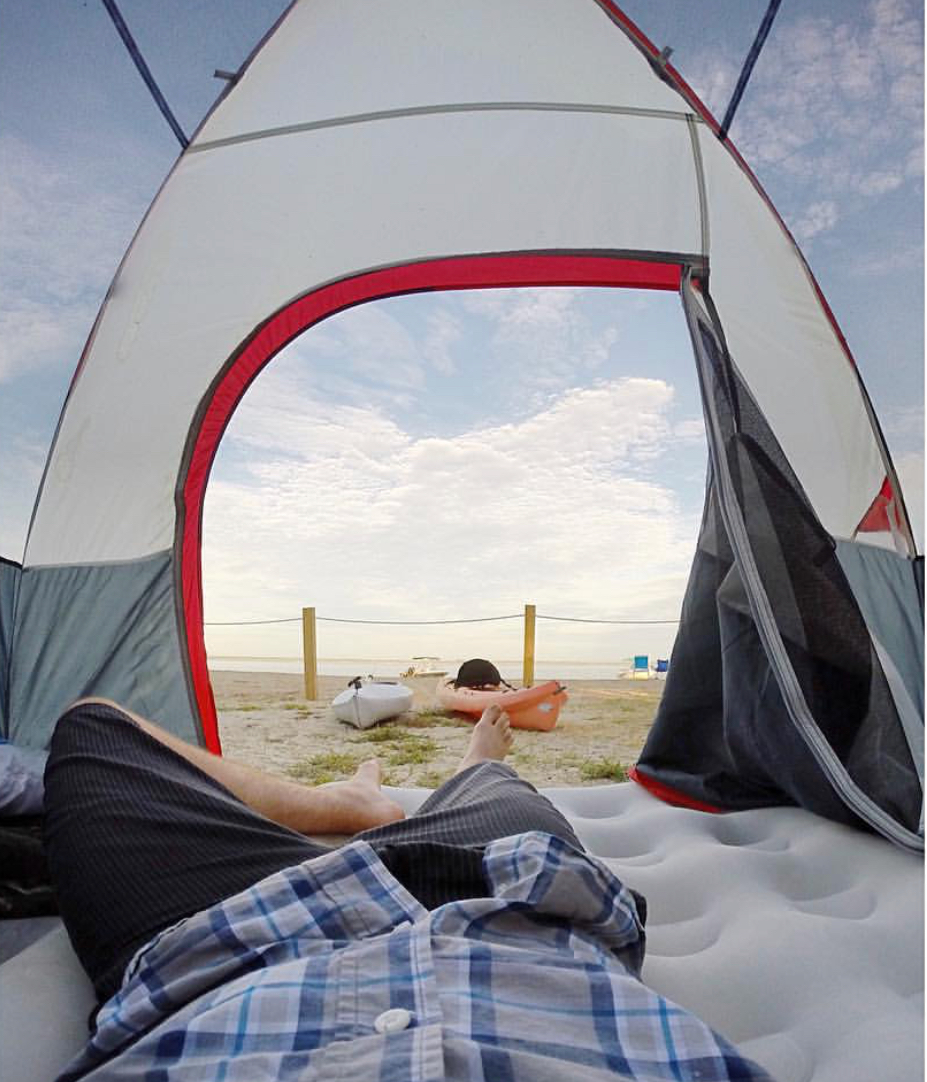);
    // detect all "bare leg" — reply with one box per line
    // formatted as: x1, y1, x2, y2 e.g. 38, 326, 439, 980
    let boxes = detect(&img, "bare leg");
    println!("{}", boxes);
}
454, 703, 514, 775
69, 698, 405, 835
